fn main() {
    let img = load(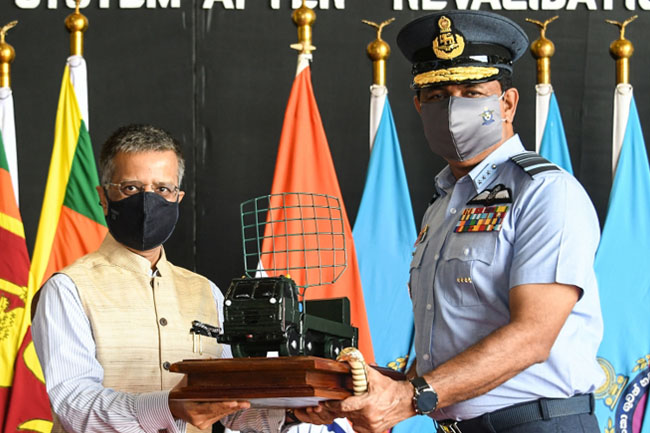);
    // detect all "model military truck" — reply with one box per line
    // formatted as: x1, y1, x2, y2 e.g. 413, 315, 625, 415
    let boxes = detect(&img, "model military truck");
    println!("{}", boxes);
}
216, 193, 359, 360
218, 275, 358, 359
